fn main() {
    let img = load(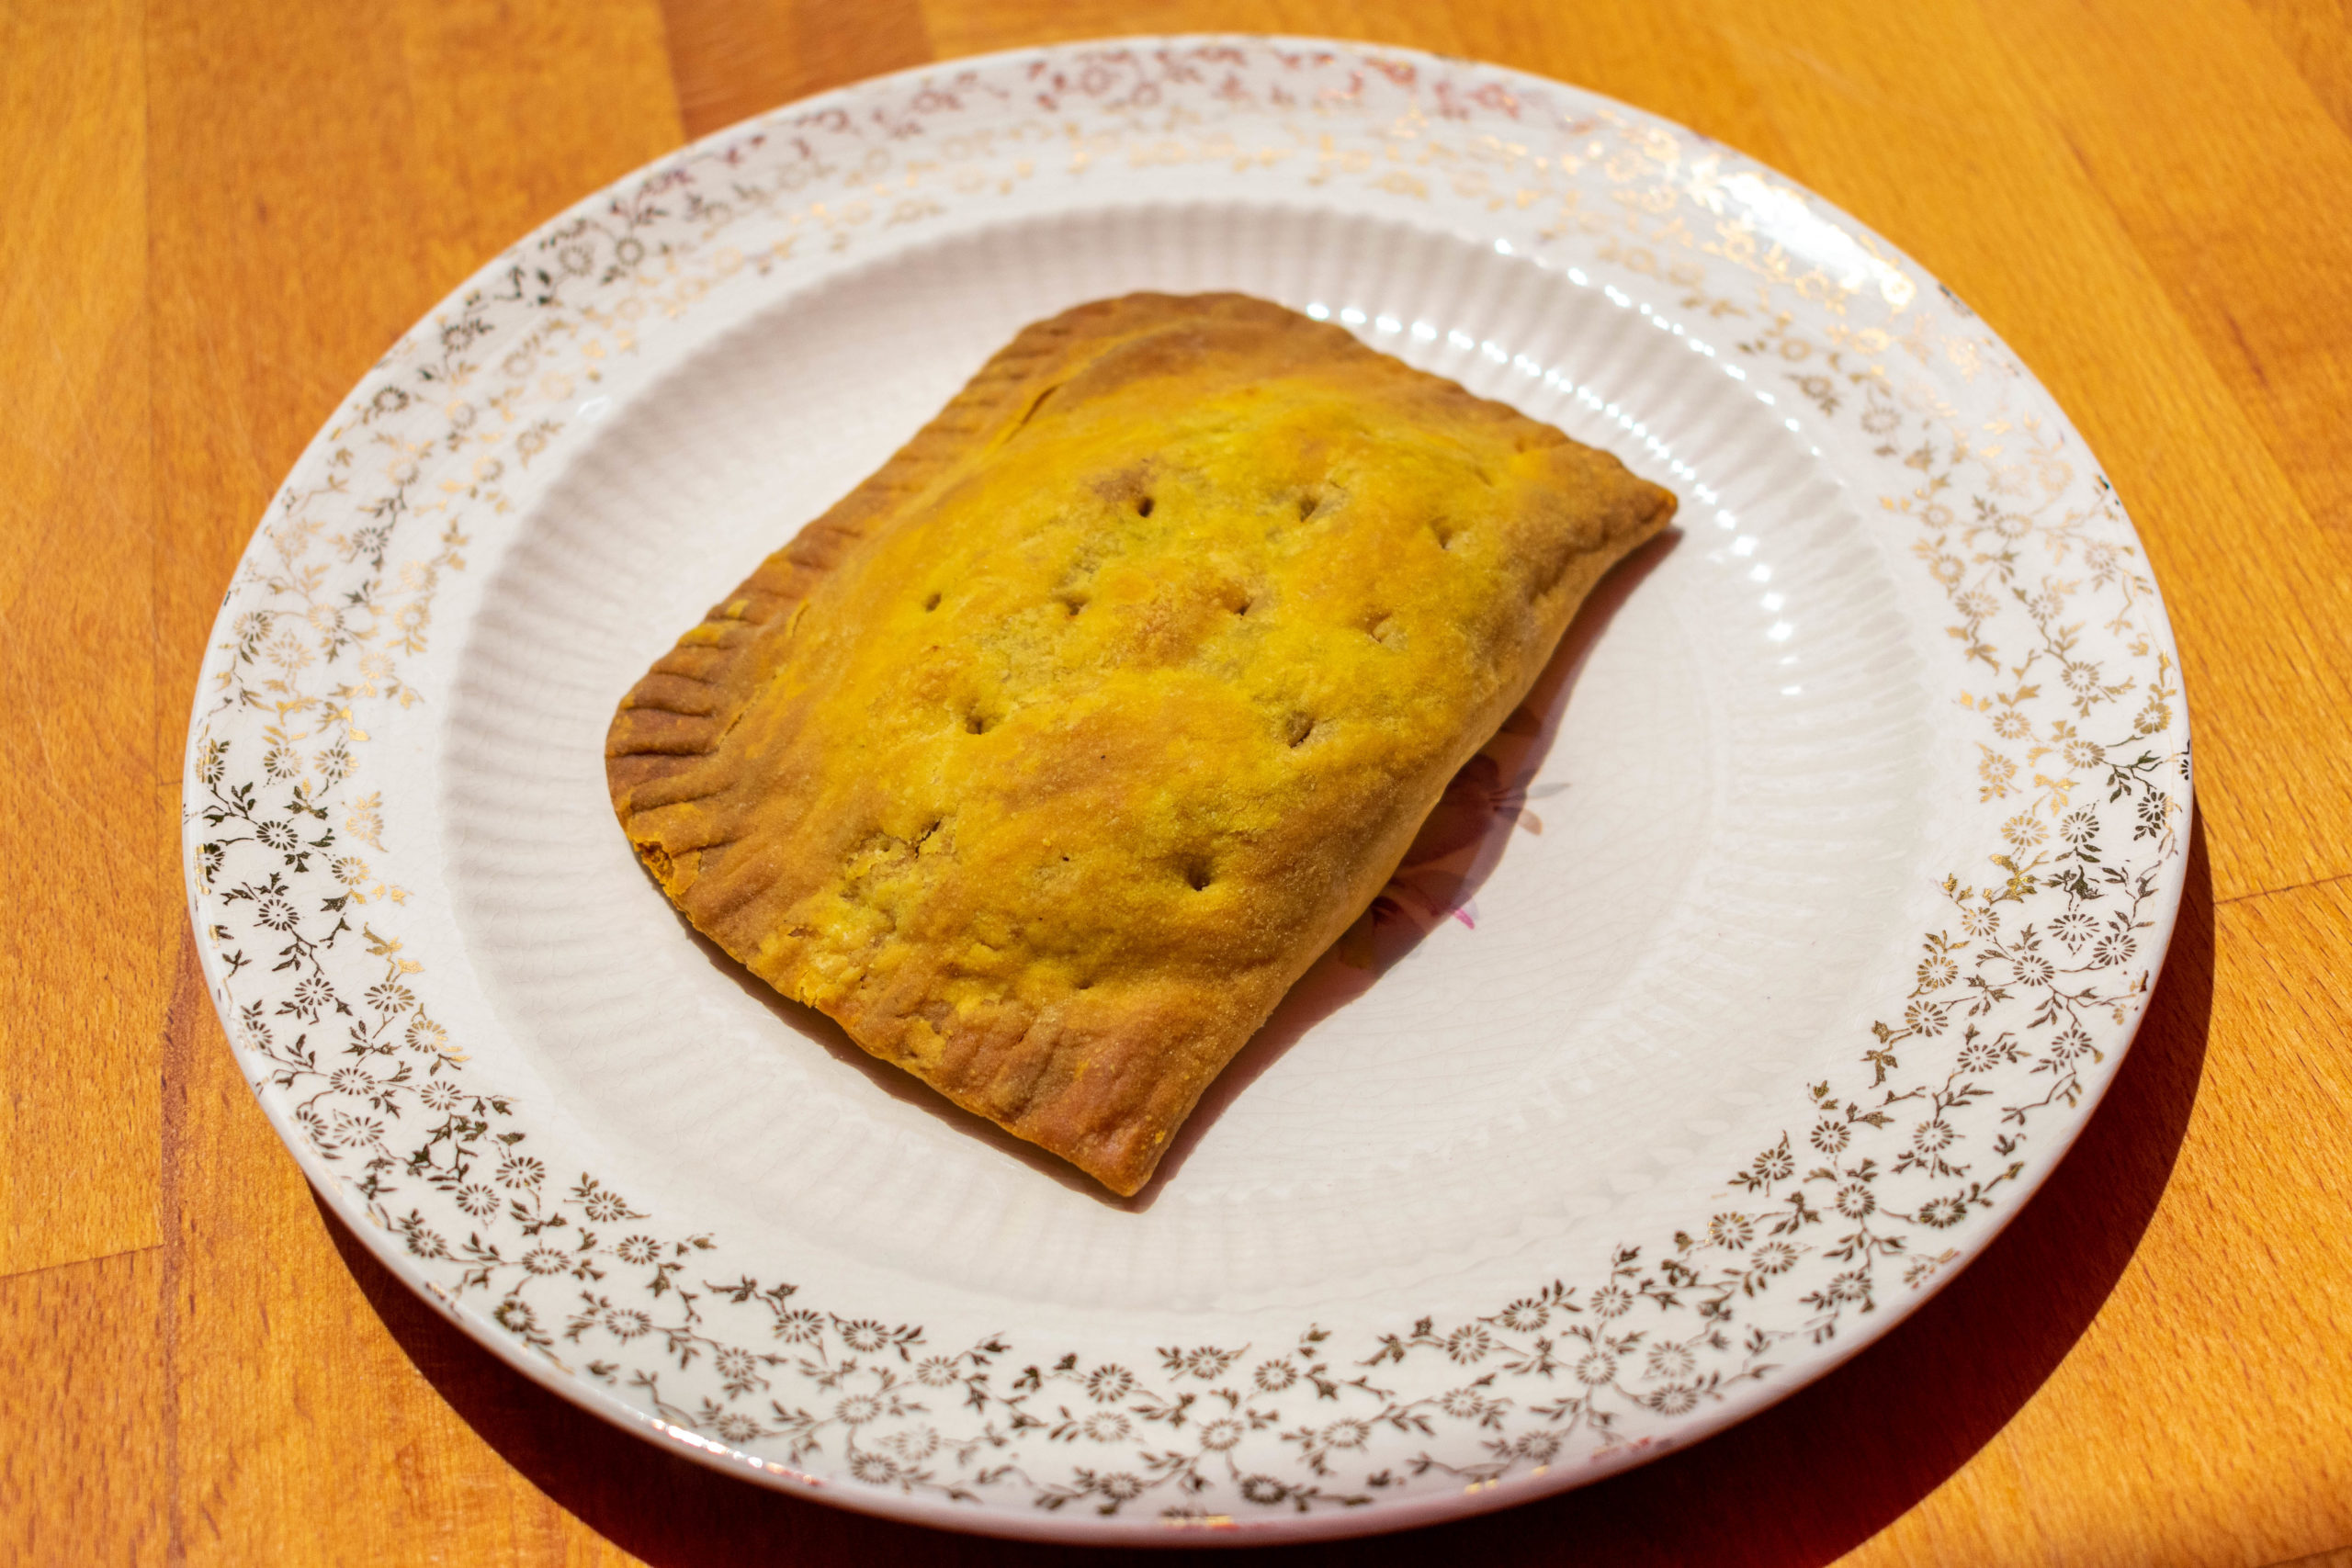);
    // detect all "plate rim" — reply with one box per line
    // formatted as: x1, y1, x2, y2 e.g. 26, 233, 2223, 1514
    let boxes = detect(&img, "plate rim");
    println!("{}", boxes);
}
180, 30, 2195, 1545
